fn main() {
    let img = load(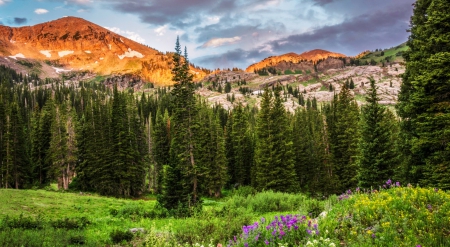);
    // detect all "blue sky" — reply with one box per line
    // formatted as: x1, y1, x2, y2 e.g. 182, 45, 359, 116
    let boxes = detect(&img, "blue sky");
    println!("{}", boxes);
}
0, 0, 415, 69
